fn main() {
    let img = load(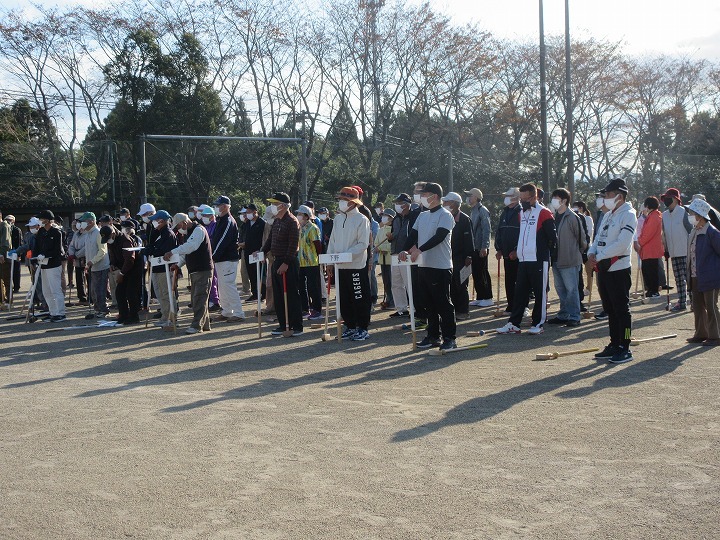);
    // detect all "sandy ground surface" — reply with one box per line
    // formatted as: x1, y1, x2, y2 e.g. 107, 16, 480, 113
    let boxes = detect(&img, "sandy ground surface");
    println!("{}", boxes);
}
0, 266, 718, 539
